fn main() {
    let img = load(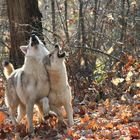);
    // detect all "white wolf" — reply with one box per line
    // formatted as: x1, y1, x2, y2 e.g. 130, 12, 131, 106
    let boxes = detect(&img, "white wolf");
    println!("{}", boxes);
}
5, 34, 50, 133
44, 45, 74, 126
